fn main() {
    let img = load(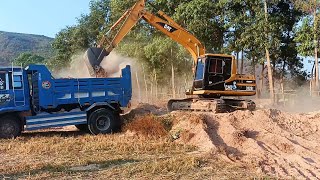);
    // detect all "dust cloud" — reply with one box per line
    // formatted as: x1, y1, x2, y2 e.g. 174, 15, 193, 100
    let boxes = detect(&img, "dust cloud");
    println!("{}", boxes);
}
100, 52, 135, 77
53, 51, 144, 104
54, 51, 136, 78
262, 82, 320, 113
